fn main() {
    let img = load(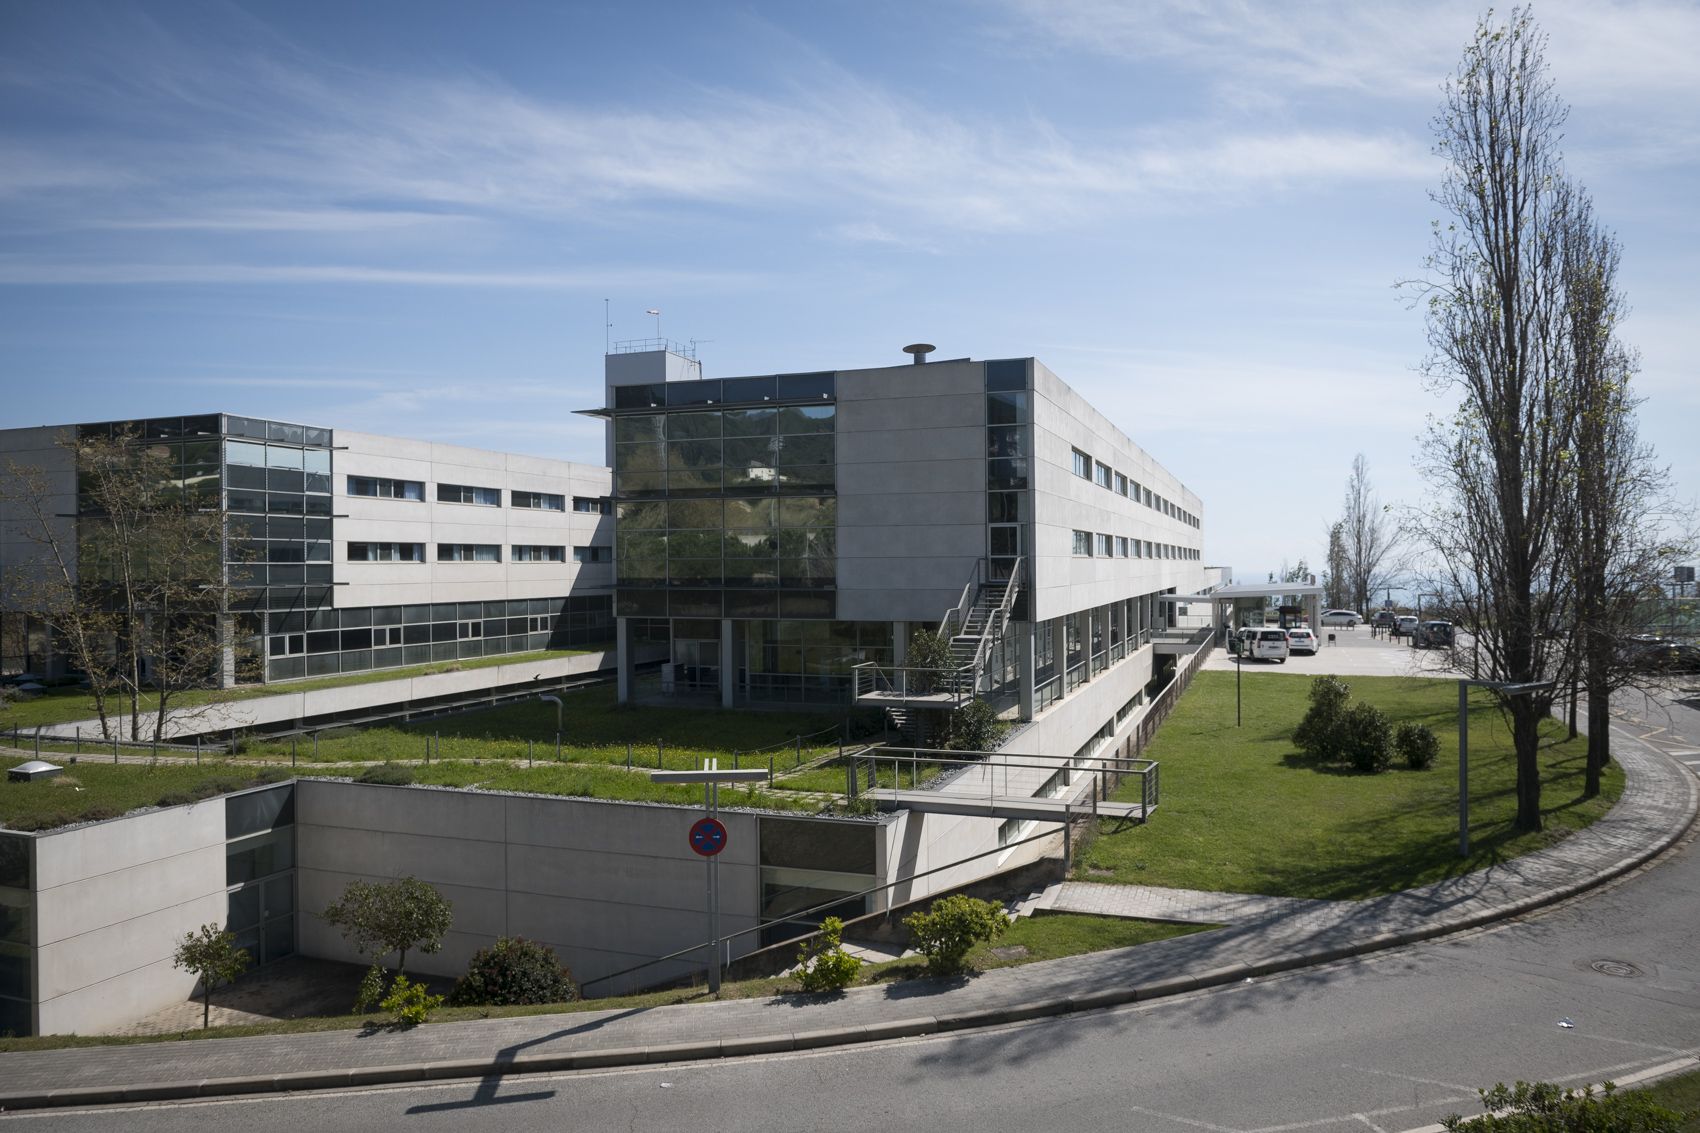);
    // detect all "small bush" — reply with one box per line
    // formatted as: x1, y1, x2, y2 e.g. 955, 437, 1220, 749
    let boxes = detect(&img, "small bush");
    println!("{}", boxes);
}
949, 698, 1009, 752
448, 937, 577, 1007
1441, 1079, 1686, 1131
904, 894, 1010, 976
356, 762, 417, 786
7, 811, 74, 832
354, 962, 389, 1013
794, 916, 861, 994
1293, 677, 1352, 762
1395, 723, 1440, 770
1339, 703, 1393, 773
156, 791, 200, 807
379, 974, 444, 1026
